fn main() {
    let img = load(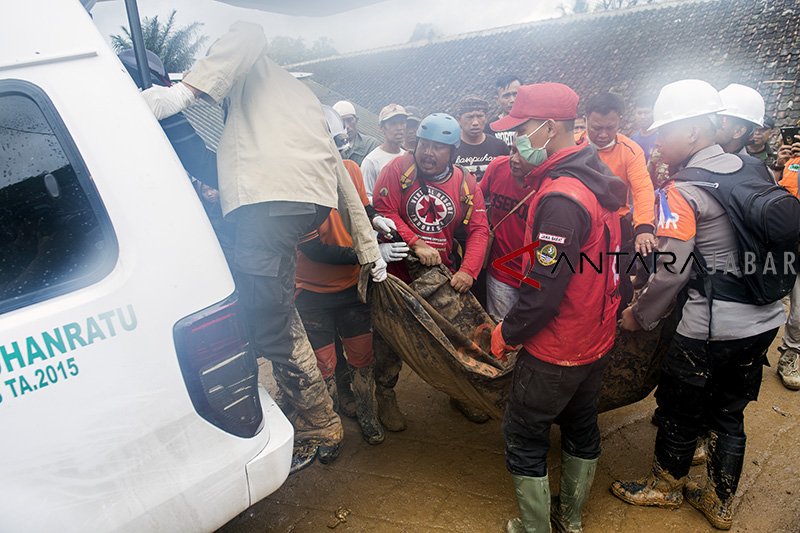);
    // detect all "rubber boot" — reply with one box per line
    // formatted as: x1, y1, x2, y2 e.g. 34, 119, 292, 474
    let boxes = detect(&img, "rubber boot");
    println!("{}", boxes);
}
450, 397, 490, 424
375, 384, 406, 432
551, 453, 597, 533
350, 364, 385, 445
506, 475, 551, 533
335, 339, 358, 418
685, 432, 746, 530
